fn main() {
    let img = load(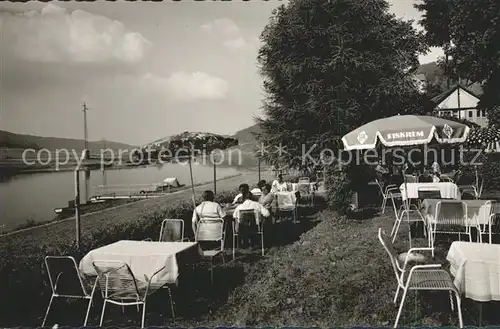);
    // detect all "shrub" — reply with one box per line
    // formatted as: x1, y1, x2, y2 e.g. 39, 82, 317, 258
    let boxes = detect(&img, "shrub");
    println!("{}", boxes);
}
458, 151, 500, 190
325, 165, 352, 215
